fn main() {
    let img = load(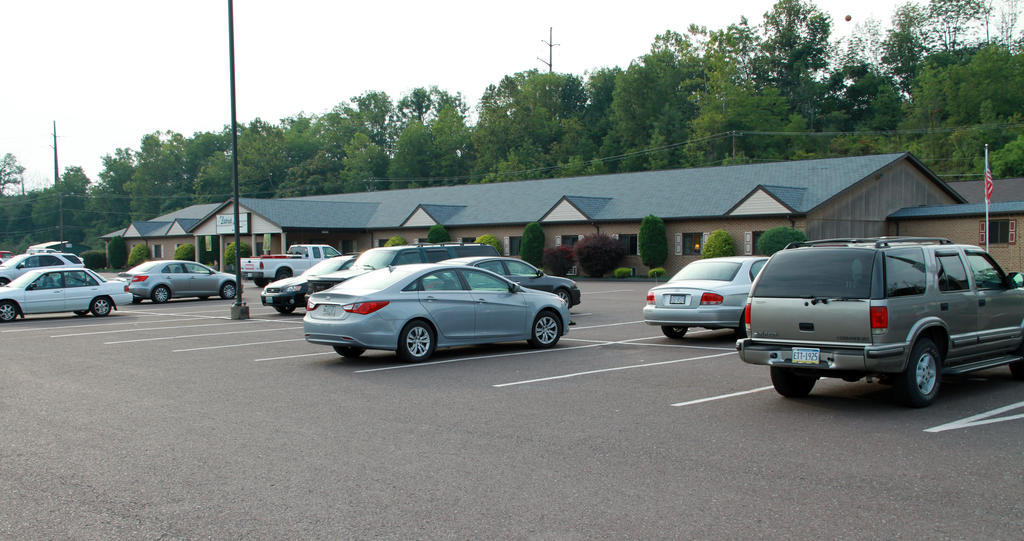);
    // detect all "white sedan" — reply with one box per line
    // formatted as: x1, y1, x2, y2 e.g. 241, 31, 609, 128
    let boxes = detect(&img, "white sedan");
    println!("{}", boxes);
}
0, 268, 133, 322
